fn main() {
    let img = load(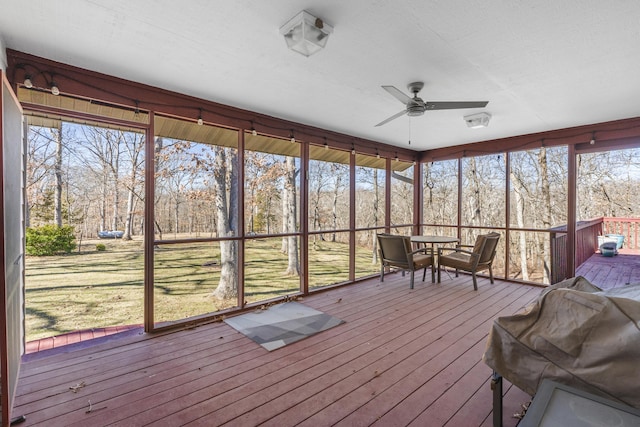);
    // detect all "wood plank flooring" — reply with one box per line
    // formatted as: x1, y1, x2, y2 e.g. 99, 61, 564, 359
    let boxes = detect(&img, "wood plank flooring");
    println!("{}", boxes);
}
14, 273, 542, 427
24, 325, 143, 356
575, 248, 640, 290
